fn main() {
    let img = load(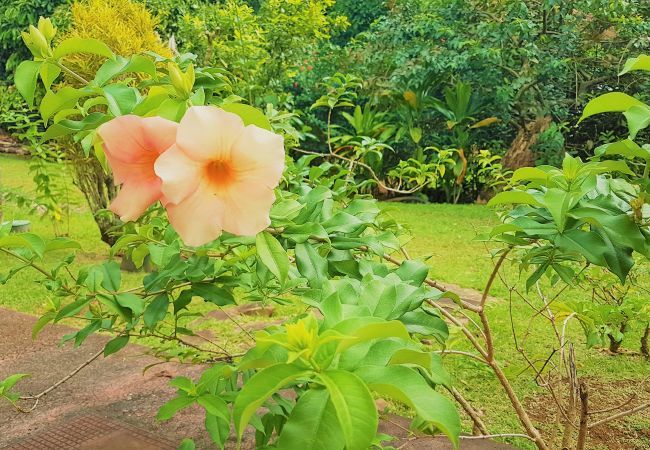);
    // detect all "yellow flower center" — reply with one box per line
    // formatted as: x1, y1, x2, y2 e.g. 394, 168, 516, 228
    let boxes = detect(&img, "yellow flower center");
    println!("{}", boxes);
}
205, 159, 236, 191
